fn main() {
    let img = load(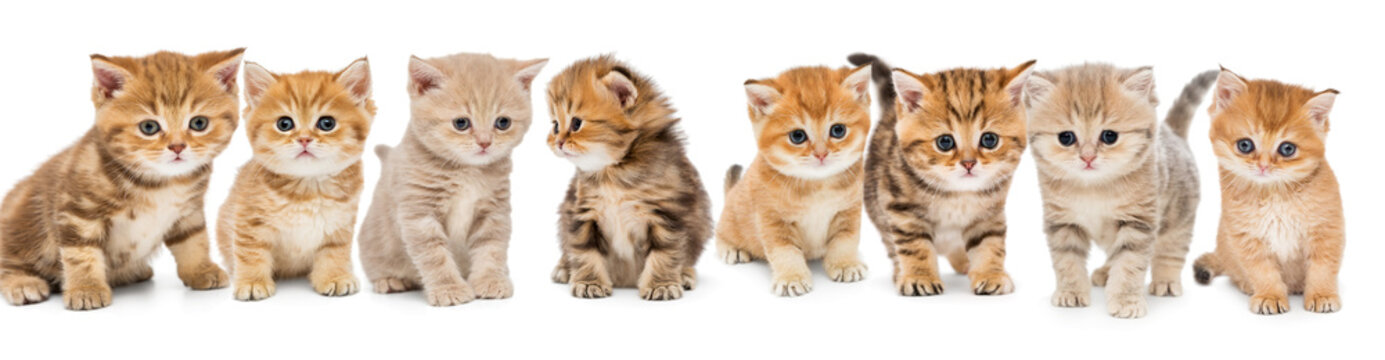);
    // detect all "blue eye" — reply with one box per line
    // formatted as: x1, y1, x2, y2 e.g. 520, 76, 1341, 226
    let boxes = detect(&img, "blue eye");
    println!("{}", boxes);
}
454, 118, 471, 131
188, 116, 208, 131
979, 132, 999, 149
276, 117, 294, 132
829, 124, 847, 139
317, 116, 336, 131
1101, 130, 1119, 145
1277, 142, 1297, 157
1236, 139, 1255, 154
936, 135, 956, 151
495, 116, 512, 131
138, 120, 161, 135
788, 129, 808, 144
1058, 131, 1076, 146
